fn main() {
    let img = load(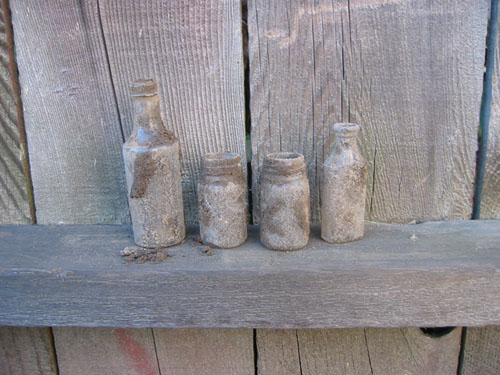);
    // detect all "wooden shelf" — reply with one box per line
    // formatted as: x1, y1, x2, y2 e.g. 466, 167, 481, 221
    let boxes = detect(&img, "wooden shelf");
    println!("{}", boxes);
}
1, 220, 499, 329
